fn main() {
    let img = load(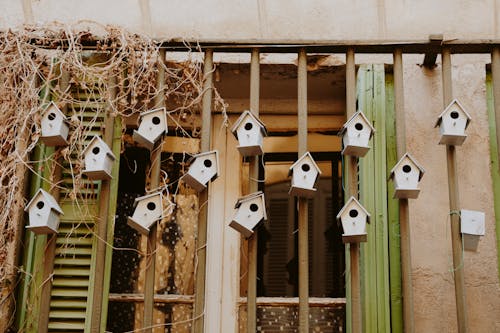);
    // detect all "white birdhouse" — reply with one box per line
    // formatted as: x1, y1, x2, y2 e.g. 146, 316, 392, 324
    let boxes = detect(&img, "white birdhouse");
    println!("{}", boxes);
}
229, 191, 267, 238
82, 136, 116, 180
183, 150, 219, 192
336, 196, 370, 243
390, 153, 425, 199
338, 111, 375, 157
40, 102, 69, 146
460, 209, 485, 252
127, 192, 164, 235
24, 188, 63, 234
133, 107, 168, 150
231, 110, 267, 156
435, 99, 472, 146
288, 152, 322, 198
